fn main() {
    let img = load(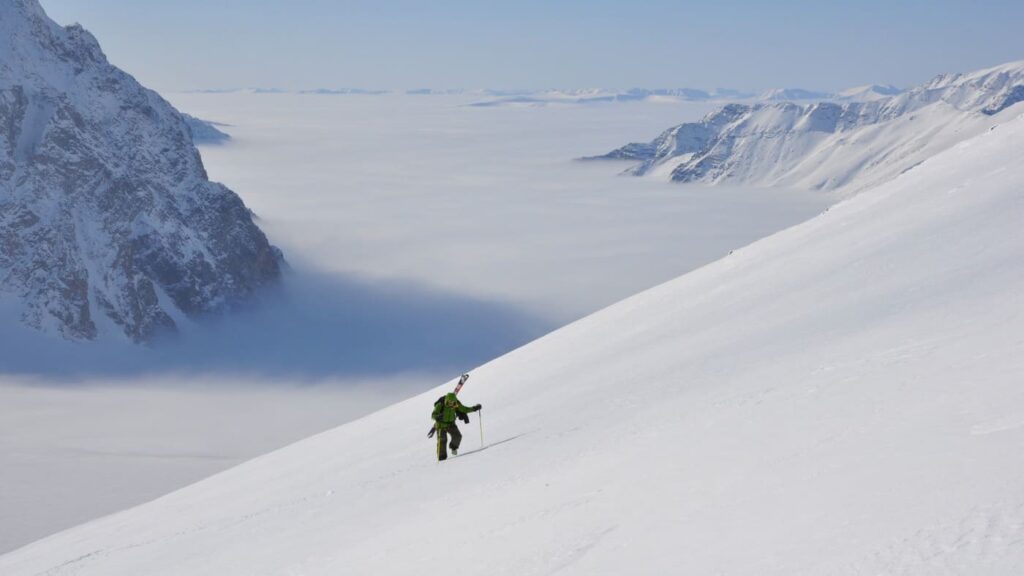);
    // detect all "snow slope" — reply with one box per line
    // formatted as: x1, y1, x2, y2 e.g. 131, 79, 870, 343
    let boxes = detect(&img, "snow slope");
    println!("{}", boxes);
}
590, 61, 1024, 194
4, 111, 1024, 574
